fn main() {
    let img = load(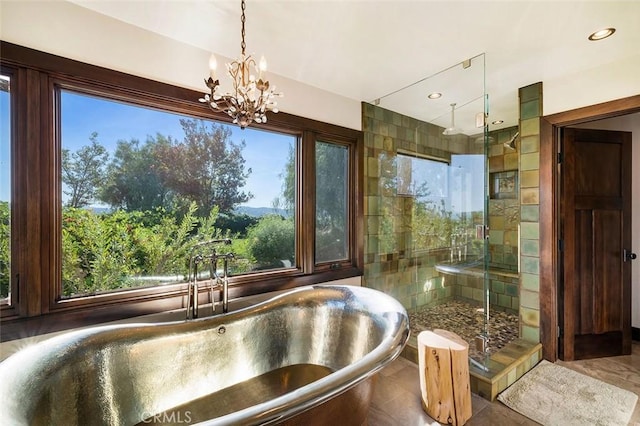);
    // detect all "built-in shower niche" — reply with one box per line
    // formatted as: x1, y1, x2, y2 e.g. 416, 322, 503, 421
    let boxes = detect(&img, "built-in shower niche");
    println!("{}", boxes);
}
490, 170, 518, 200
